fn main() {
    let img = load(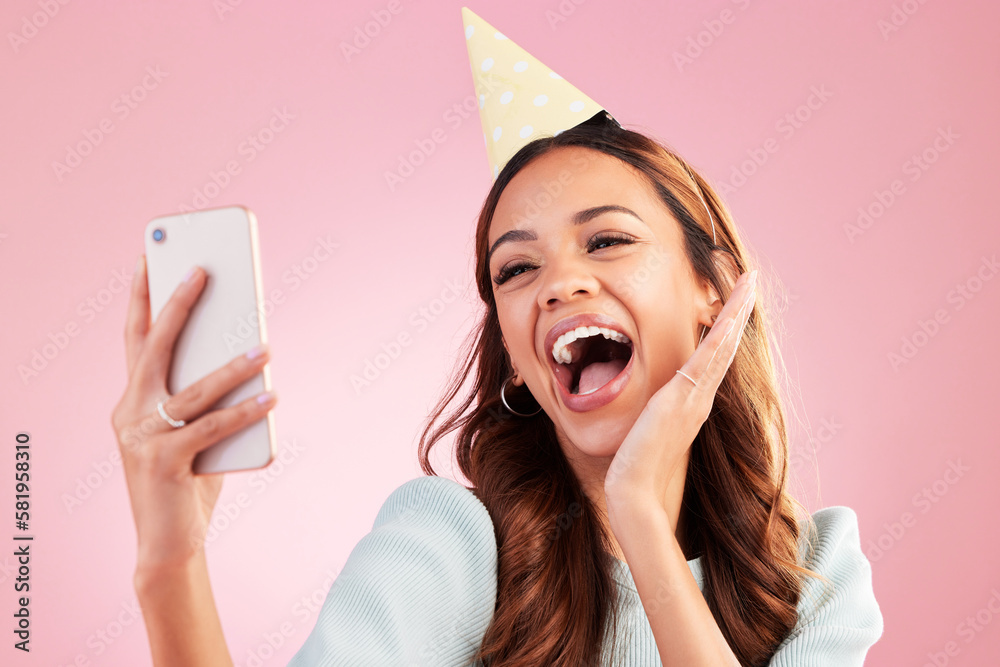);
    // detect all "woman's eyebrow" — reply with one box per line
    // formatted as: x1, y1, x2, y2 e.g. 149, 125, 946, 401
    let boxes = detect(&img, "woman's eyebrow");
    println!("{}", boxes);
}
488, 205, 645, 264
572, 204, 644, 226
